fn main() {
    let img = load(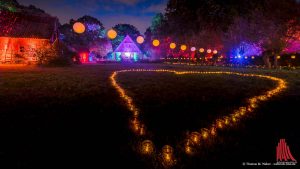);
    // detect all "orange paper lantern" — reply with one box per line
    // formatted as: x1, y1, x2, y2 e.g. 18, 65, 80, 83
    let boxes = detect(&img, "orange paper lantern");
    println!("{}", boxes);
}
170, 43, 176, 49
73, 22, 85, 34
152, 39, 160, 47
136, 36, 144, 44
107, 29, 117, 39
181, 45, 187, 51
